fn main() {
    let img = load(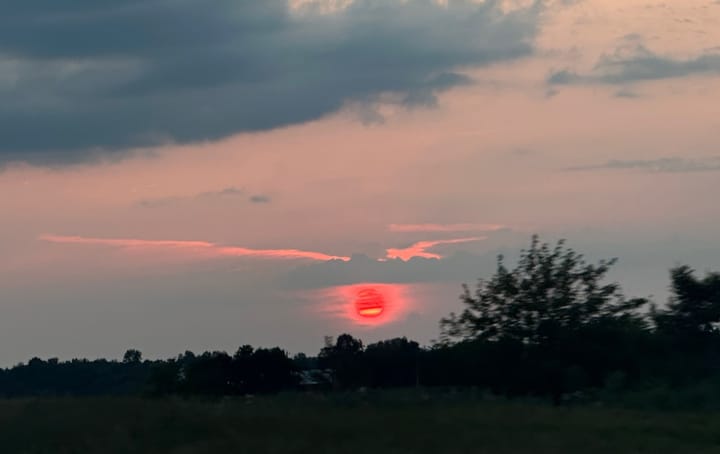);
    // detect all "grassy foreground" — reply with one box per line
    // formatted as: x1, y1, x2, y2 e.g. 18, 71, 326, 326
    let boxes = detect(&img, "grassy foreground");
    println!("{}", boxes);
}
1, 393, 720, 453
